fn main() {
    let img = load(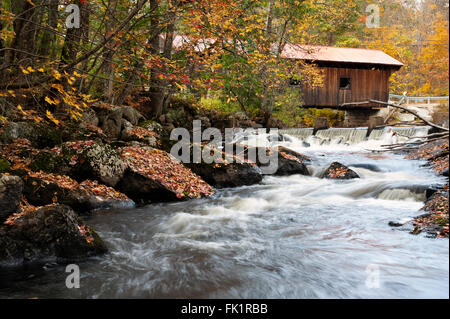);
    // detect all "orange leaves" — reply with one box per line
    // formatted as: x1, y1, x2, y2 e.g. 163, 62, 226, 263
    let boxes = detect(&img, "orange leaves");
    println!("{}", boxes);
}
78, 224, 95, 244
28, 171, 79, 190
121, 146, 215, 199
3, 197, 38, 226
79, 180, 130, 202
415, 186, 449, 238
328, 167, 349, 179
